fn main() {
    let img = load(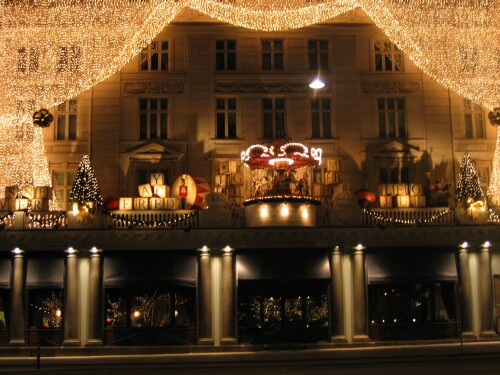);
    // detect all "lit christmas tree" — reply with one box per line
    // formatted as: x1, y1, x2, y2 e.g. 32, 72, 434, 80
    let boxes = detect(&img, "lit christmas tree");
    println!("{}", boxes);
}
455, 152, 485, 205
487, 126, 500, 196
70, 155, 102, 217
